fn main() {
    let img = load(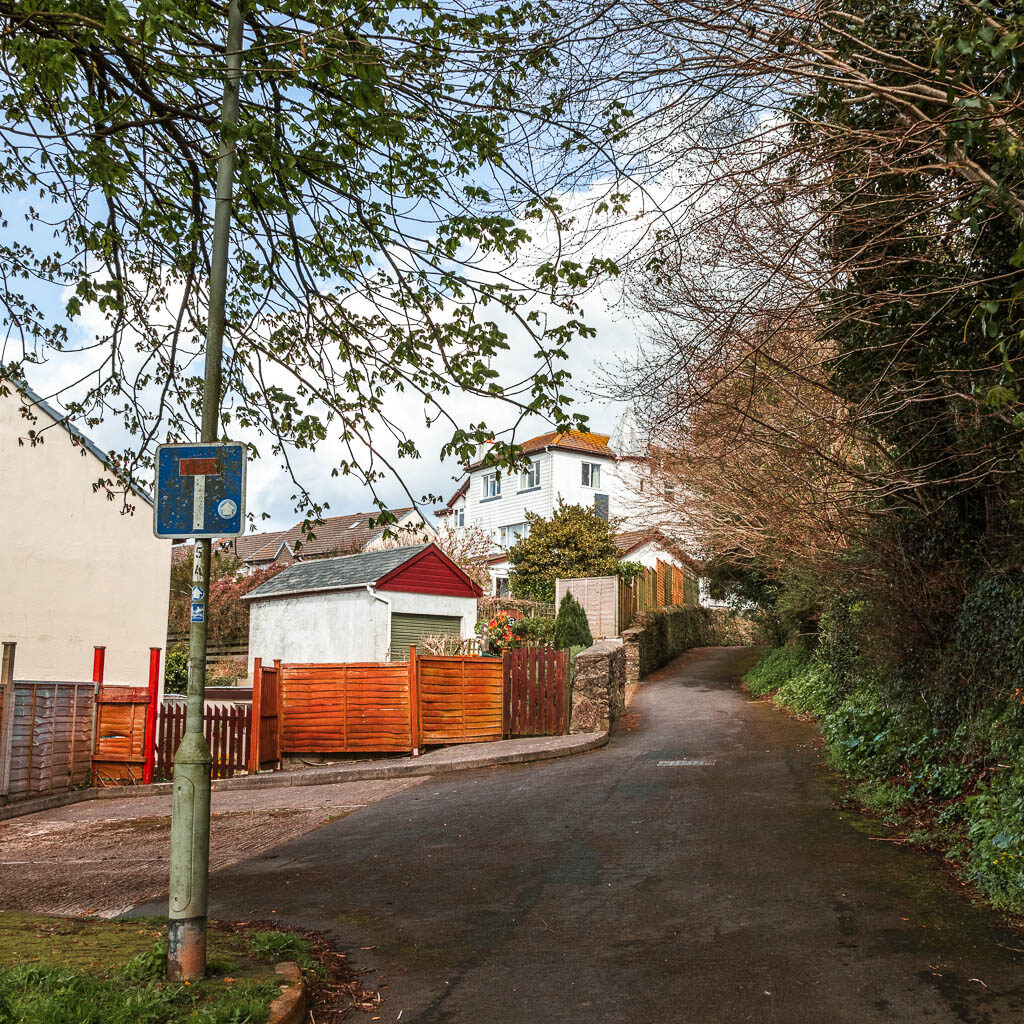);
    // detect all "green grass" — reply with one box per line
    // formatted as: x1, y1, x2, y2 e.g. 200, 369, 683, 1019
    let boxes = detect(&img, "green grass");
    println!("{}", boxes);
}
0, 913, 304, 1024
